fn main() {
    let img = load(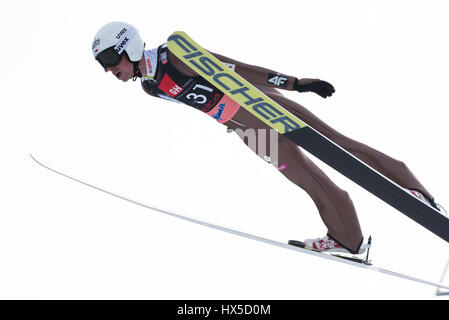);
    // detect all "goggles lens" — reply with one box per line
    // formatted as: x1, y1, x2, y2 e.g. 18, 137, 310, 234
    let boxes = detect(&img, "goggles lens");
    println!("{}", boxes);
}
96, 47, 122, 69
